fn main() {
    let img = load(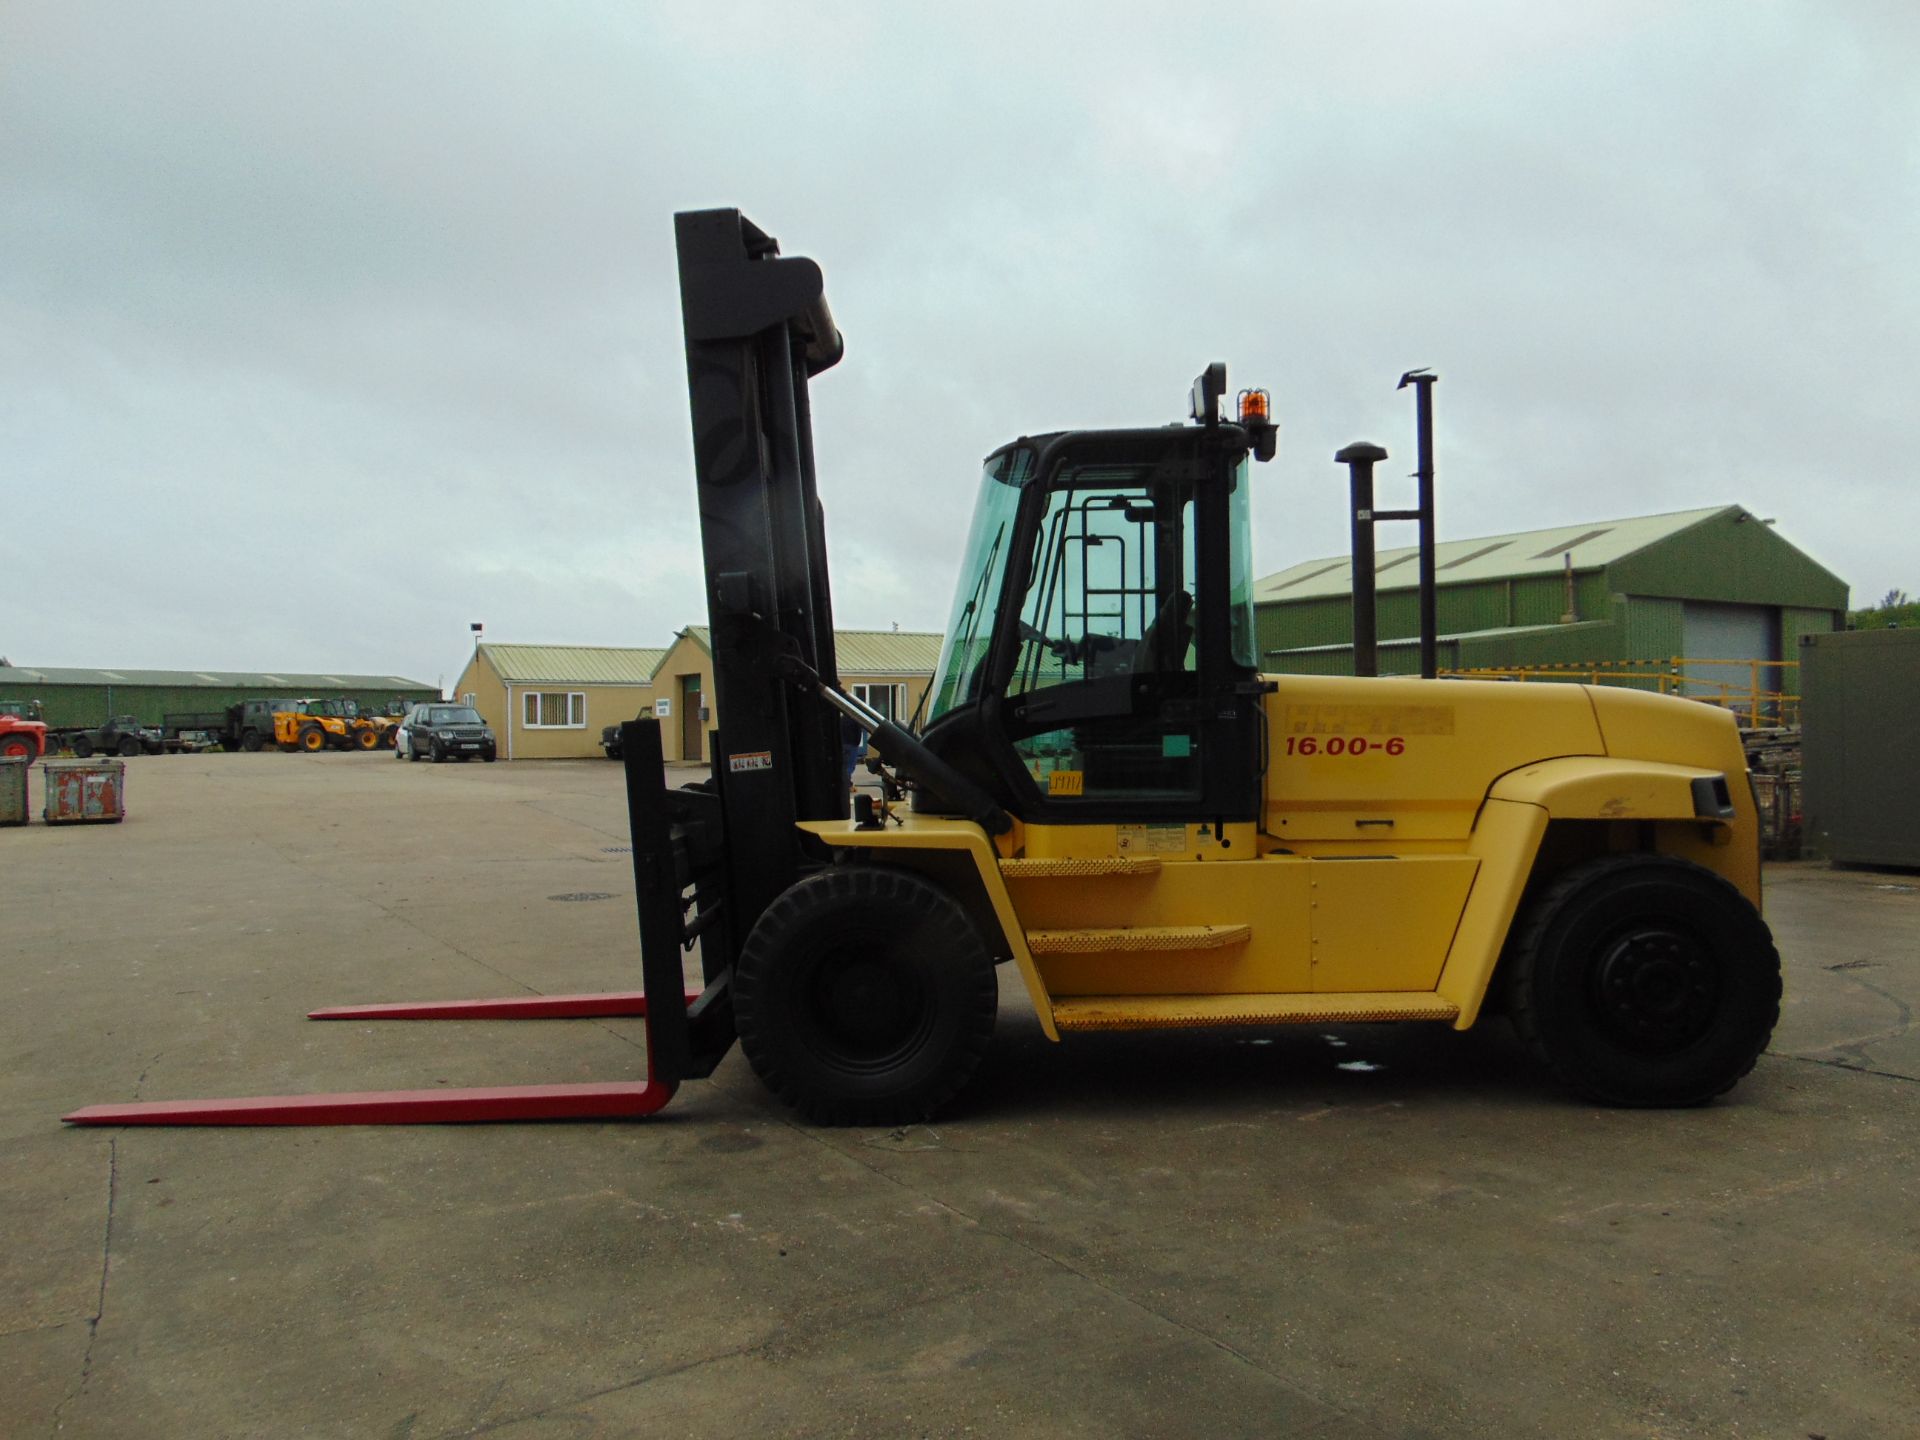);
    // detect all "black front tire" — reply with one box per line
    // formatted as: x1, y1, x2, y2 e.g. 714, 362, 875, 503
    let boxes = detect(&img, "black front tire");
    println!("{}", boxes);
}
117, 737, 140, 757
71, 737, 94, 759
240, 729, 263, 753
734, 866, 998, 1126
431, 740, 445, 763
1507, 855, 1781, 1107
